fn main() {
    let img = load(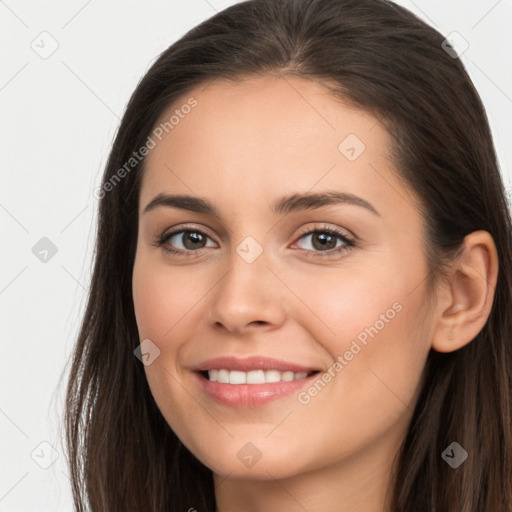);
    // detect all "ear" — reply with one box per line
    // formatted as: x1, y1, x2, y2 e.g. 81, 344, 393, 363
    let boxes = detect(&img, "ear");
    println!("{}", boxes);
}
431, 230, 499, 353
